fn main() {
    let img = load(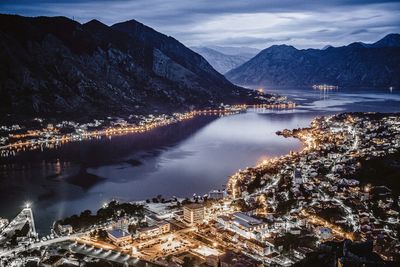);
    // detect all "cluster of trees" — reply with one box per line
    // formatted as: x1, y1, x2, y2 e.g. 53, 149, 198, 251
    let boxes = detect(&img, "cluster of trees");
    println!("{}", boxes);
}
275, 233, 318, 253
58, 201, 144, 231
89, 229, 109, 241
182, 256, 196, 267
146, 194, 208, 205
